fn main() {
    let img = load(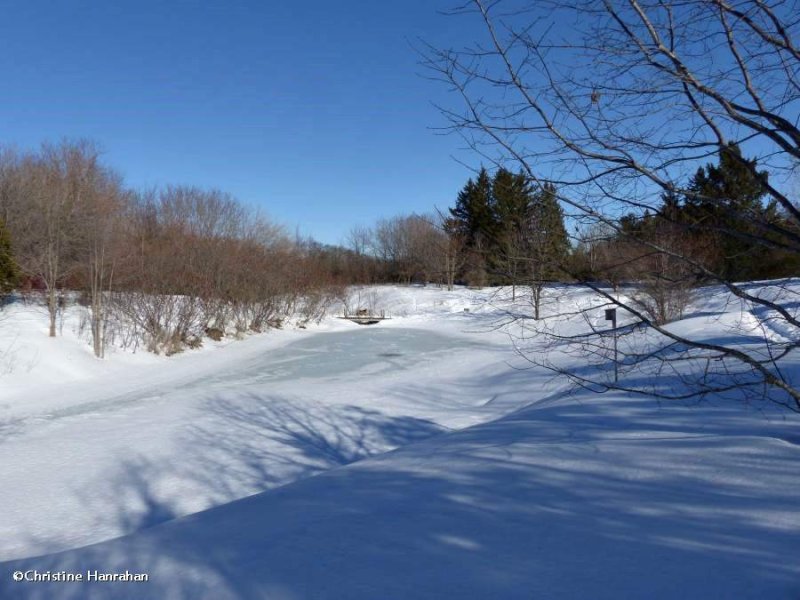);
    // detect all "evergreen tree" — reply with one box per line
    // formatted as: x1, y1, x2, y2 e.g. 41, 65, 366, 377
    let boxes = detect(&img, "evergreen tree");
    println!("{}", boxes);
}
0, 218, 19, 296
526, 183, 569, 317
449, 167, 495, 246
492, 168, 530, 231
491, 168, 533, 291
449, 168, 570, 293
450, 168, 495, 286
528, 183, 569, 280
683, 143, 770, 280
